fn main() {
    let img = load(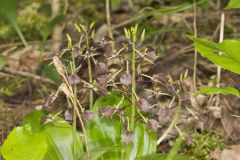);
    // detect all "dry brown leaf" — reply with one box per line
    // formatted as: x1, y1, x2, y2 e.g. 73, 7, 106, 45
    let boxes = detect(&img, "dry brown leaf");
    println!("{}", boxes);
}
211, 145, 240, 160
7, 46, 39, 71
221, 106, 240, 142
